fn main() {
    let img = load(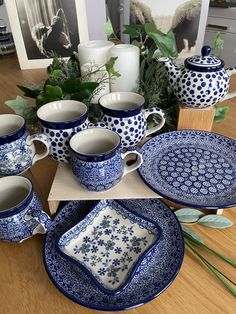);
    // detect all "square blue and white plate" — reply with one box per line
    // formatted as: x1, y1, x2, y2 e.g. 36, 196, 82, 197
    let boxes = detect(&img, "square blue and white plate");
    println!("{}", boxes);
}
44, 199, 184, 311
56, 199, 162, 295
